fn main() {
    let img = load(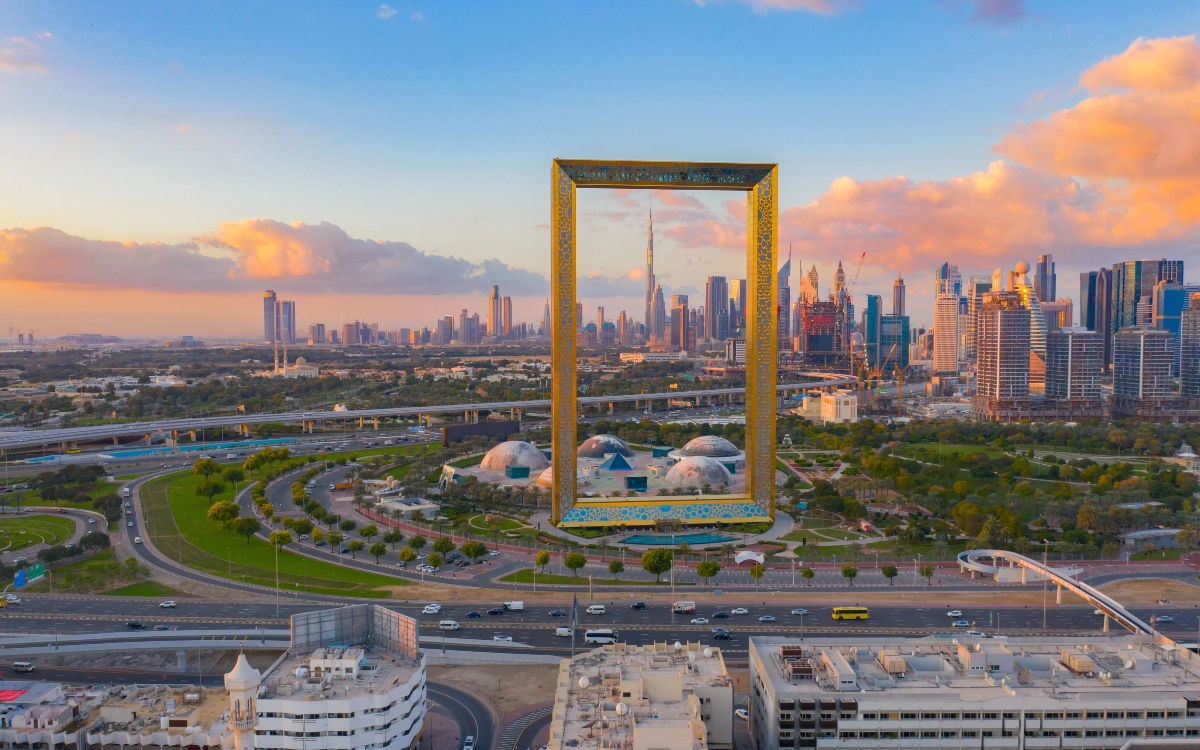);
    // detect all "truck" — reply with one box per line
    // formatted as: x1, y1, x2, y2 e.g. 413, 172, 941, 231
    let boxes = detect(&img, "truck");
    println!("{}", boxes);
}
672, 601, 697, 614
122, 487, 132, 498
334, 482, 352, 491
503, 601, 524, 612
